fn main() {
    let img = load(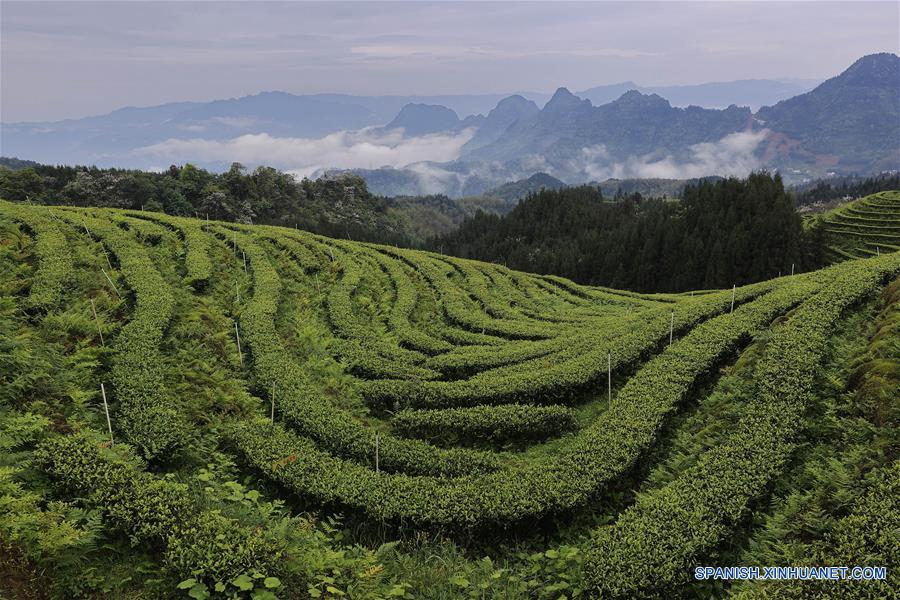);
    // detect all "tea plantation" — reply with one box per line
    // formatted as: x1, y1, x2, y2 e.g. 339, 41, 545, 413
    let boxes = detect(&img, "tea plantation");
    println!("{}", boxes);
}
1, 196, 896, 599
